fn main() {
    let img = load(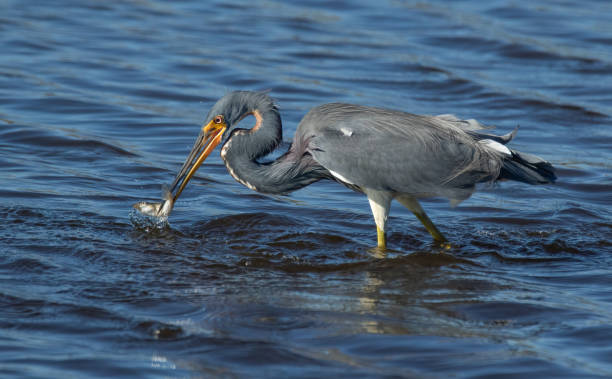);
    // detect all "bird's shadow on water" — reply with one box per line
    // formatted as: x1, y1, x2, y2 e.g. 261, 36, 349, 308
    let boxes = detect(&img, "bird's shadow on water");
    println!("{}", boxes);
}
125, 210, 555, 340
